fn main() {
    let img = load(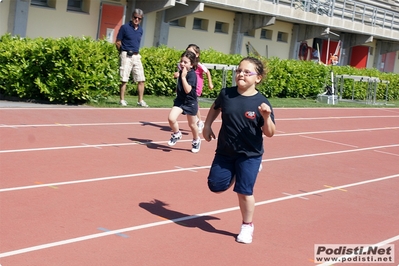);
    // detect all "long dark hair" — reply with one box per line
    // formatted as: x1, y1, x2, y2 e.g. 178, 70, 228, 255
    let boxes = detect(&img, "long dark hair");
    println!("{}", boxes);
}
181, 50, 198, 70
186, 44, 201, 65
